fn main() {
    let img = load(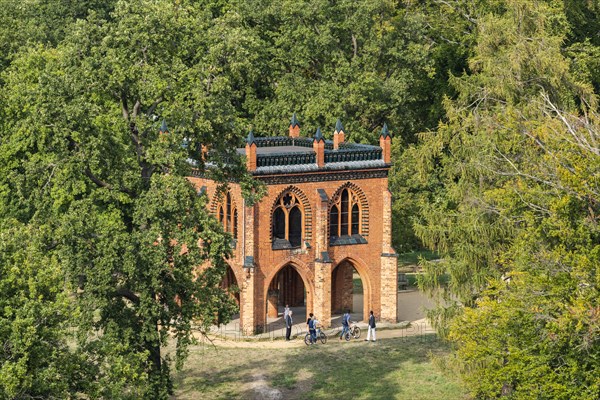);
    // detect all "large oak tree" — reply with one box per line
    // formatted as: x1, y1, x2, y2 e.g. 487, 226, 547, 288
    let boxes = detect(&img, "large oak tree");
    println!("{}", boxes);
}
0, 1, 255, 397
